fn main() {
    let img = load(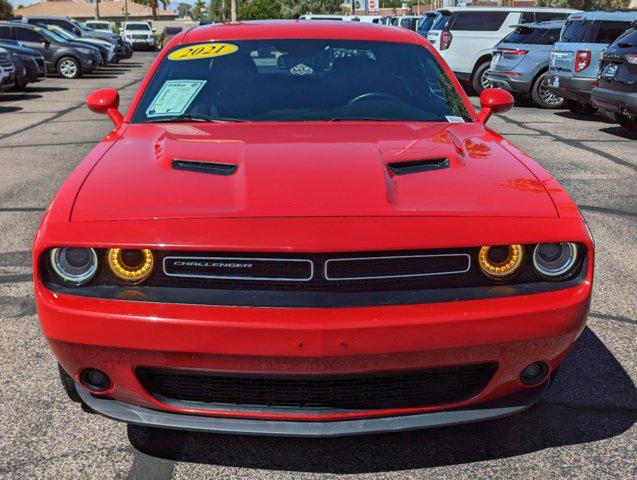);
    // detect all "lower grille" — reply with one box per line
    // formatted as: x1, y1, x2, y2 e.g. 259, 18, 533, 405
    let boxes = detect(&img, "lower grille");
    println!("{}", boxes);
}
137, 363, 497, 412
